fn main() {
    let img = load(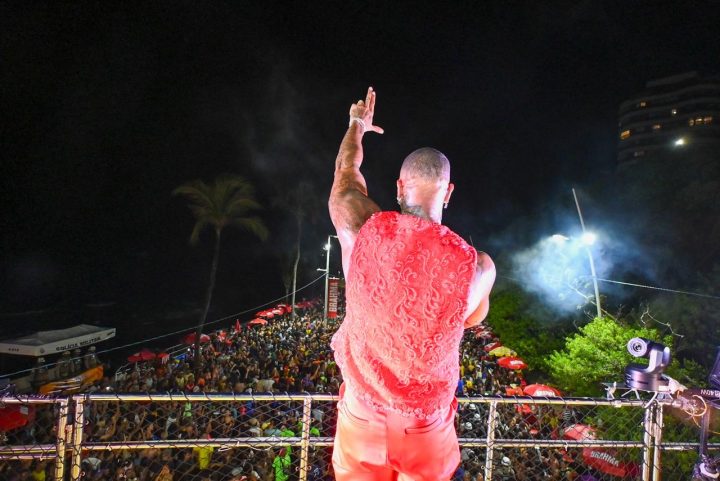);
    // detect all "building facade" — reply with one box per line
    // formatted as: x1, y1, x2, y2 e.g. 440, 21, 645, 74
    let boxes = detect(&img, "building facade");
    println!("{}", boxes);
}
617, 71, 720, 165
